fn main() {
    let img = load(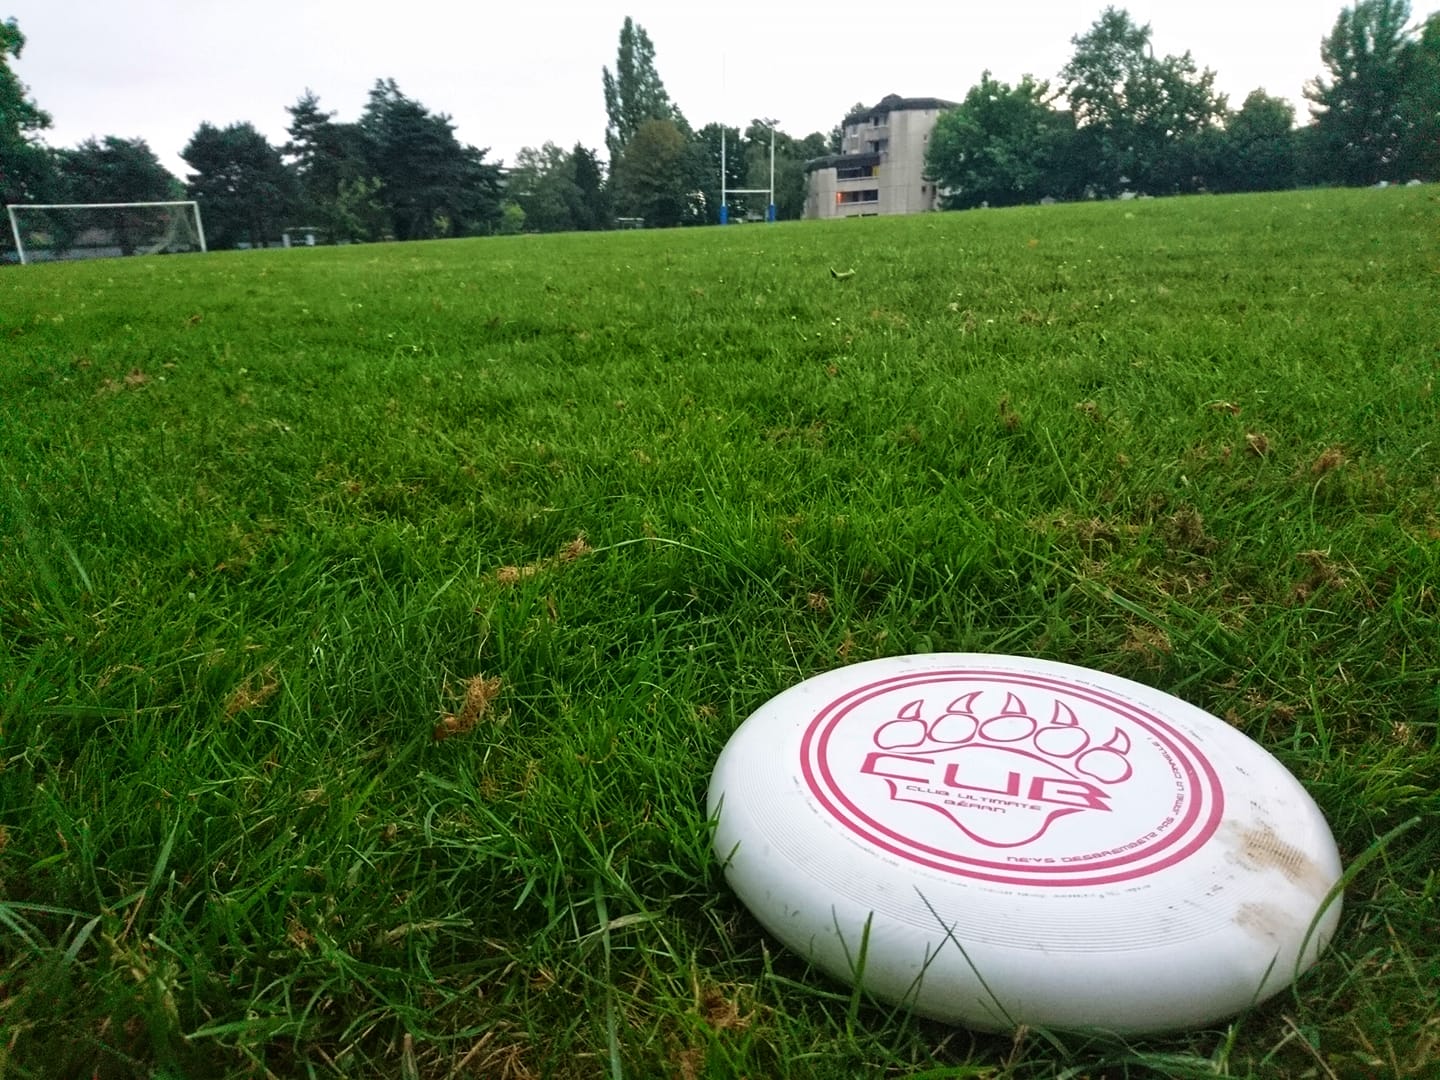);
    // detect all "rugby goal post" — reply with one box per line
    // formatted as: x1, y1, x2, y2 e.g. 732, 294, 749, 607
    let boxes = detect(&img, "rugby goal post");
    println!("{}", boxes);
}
719, 124, 776, 224
5, 200, 207, 265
